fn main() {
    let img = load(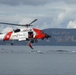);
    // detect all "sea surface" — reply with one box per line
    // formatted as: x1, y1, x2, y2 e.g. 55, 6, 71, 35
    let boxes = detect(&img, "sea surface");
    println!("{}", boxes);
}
0, 46, 76, 75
